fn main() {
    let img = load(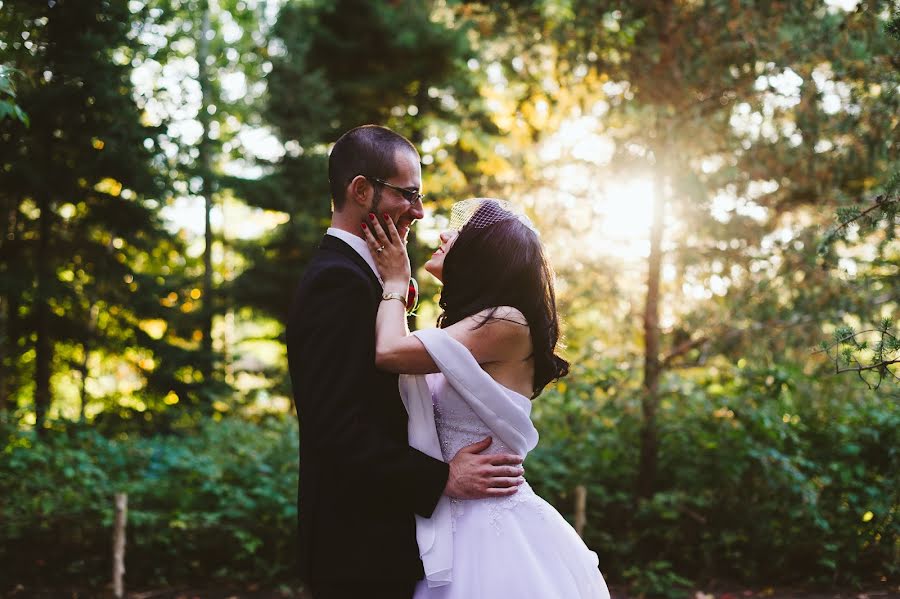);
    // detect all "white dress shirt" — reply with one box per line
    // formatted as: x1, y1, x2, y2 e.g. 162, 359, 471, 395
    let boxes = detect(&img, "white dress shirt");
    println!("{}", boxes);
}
326, 227, 383, 286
